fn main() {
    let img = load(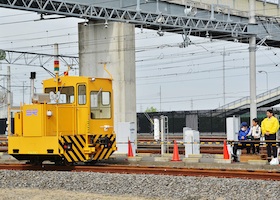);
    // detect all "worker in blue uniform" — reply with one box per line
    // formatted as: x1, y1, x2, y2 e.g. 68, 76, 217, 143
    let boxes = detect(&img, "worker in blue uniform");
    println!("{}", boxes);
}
232, 122, 251, 162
